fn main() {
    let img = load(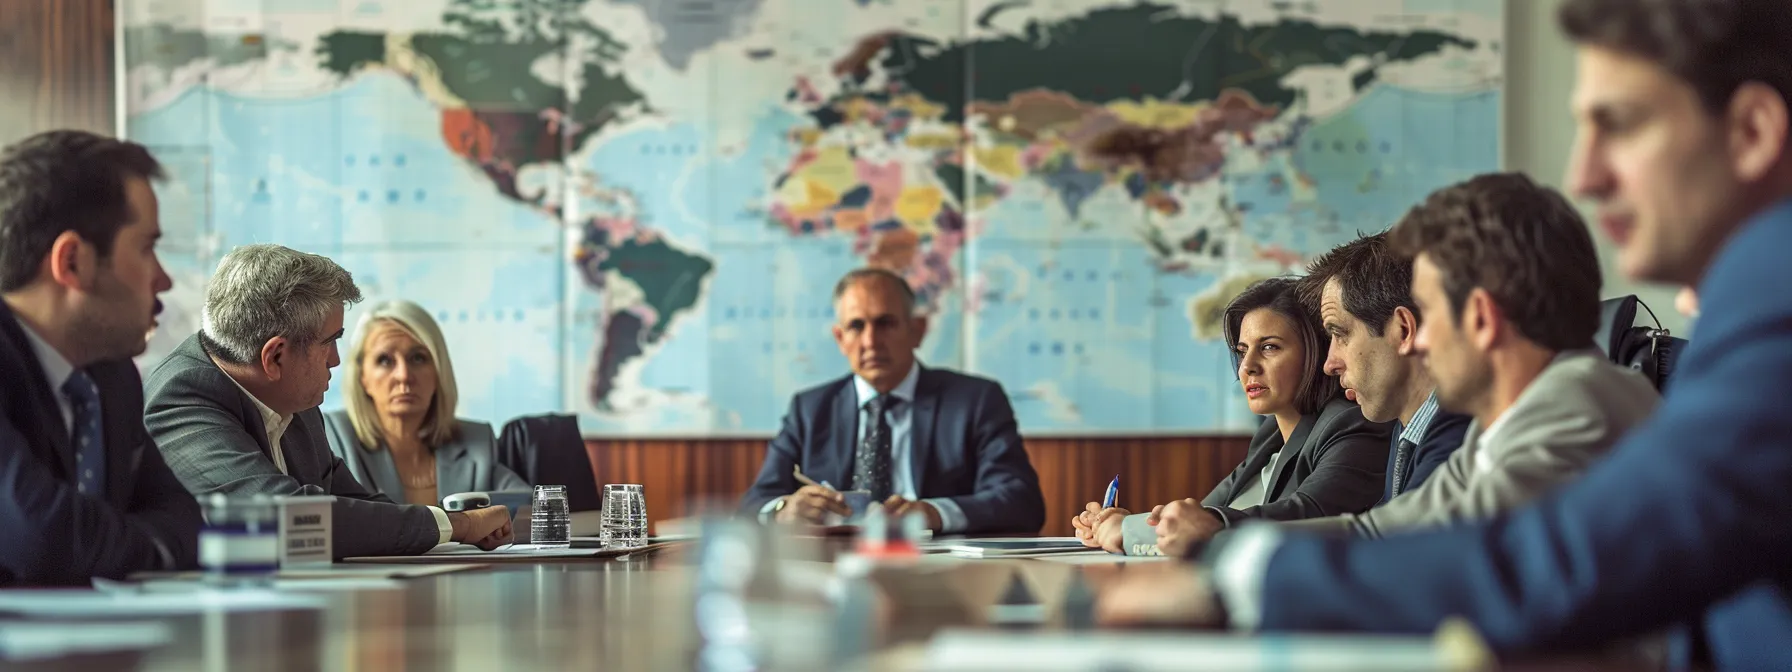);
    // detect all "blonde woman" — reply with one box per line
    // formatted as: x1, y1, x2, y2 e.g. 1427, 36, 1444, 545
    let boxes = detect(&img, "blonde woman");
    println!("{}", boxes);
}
322, 300, 528, 505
